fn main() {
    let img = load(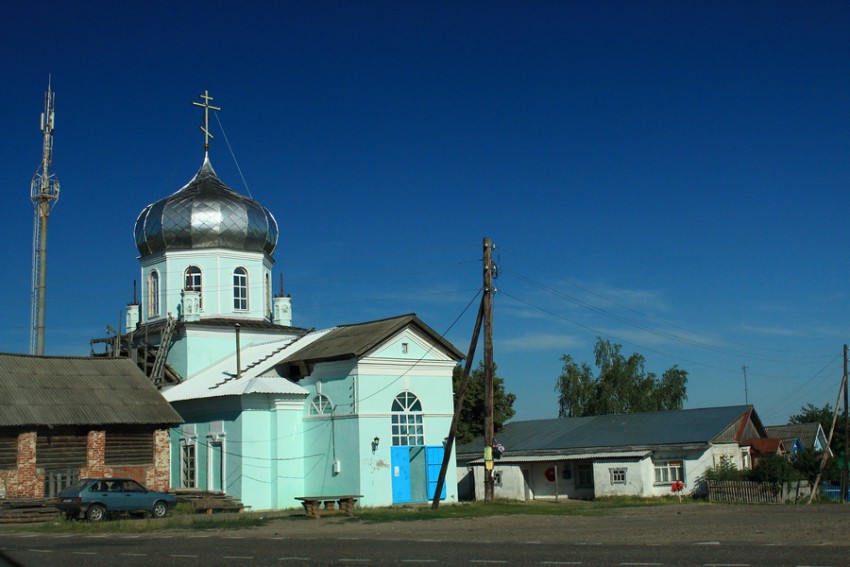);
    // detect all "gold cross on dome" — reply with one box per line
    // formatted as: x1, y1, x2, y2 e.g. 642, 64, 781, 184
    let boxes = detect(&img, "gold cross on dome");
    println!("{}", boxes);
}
192, 90, 221, 153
